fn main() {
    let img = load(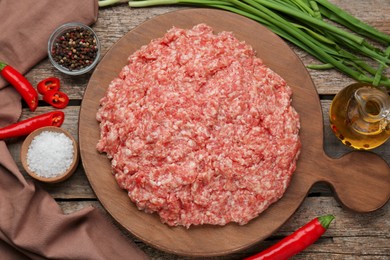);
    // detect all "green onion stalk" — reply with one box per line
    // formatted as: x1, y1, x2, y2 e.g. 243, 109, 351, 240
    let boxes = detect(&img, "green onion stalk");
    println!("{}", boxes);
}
98, 0, 390, 87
